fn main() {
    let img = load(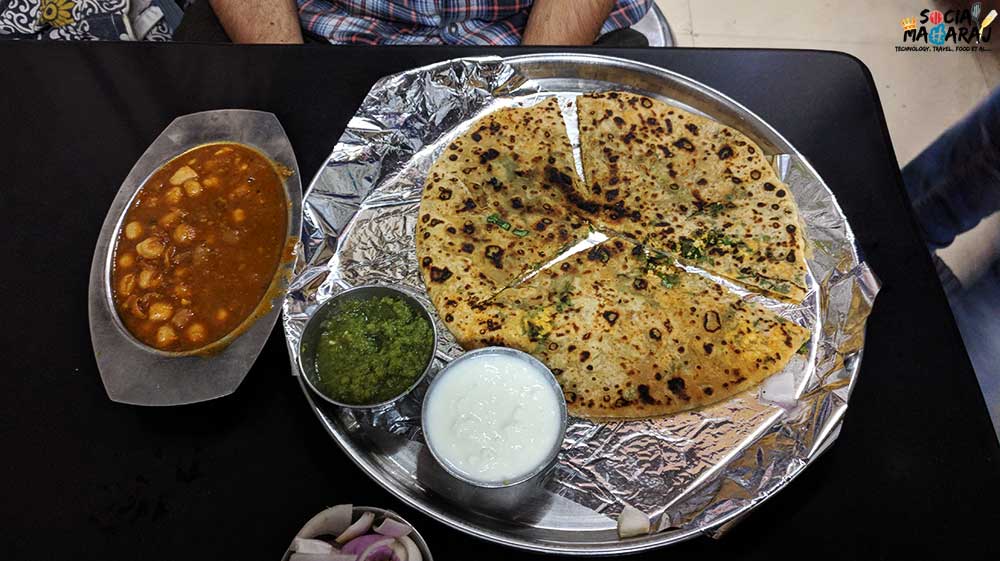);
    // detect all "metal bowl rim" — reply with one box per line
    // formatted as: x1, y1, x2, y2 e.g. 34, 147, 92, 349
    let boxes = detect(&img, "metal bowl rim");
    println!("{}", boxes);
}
420, 346, 569, 489
283, 505, 434, 561
103, 140, 296, 358
297, 284, 439, 409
